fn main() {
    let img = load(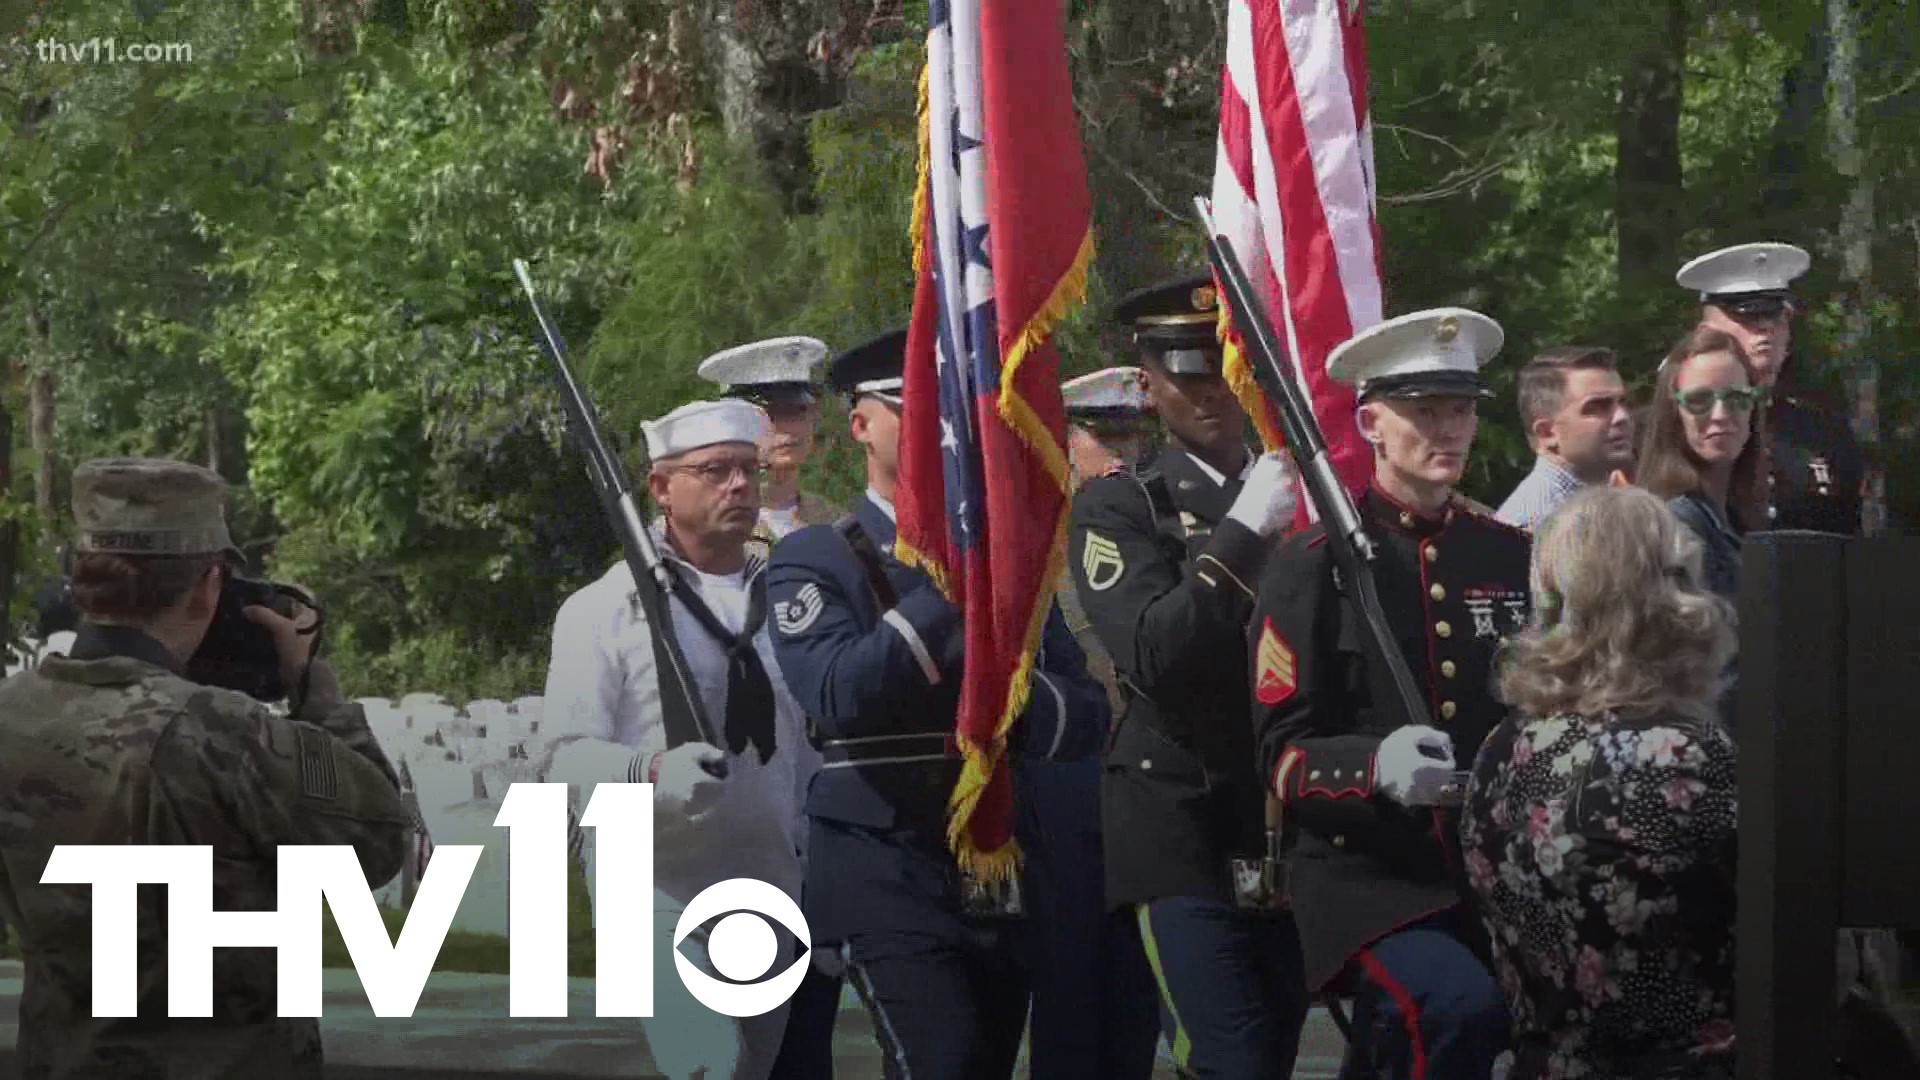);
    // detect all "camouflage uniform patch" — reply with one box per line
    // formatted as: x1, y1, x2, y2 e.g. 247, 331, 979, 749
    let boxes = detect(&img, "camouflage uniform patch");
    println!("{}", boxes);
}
0, 647, 411, 1079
